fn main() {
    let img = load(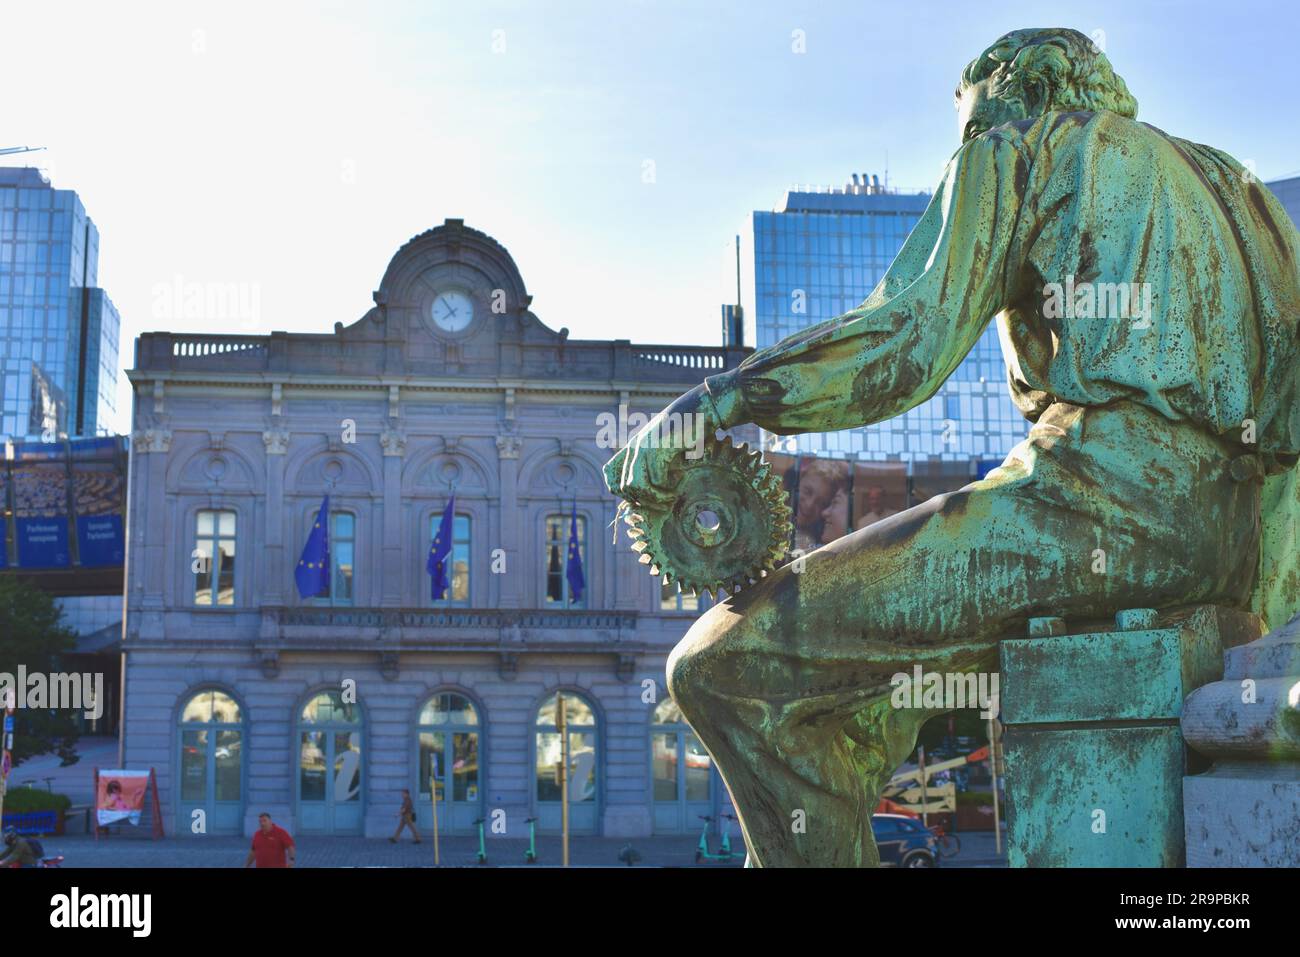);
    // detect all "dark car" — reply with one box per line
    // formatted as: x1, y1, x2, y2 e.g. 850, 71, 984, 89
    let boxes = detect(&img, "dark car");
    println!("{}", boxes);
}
871, 814, 938, 867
